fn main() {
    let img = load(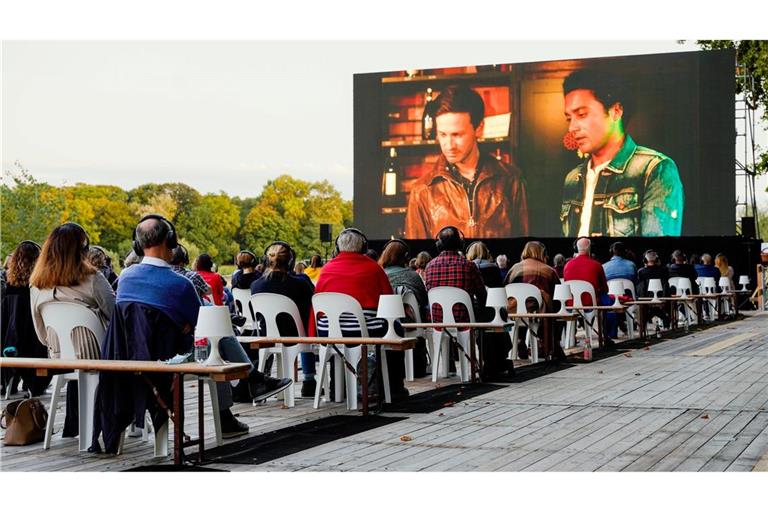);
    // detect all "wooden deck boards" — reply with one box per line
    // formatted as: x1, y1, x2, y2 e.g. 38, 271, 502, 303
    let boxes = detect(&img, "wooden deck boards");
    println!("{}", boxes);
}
2, 311, 767, 472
